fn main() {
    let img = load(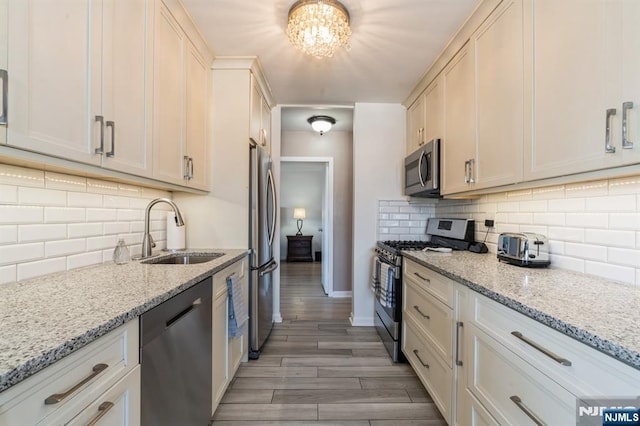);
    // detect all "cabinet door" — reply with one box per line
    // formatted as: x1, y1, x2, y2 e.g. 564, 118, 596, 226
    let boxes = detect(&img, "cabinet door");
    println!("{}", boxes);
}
261, 97, 271, 153
100, 0, 152, 176
0, 0, 6, 145
406, 93, 426, 153
524, 0, 619, 180
474, 0, 523, 189
152, 3, 185, 185
185, 44, 210, 190
442, 43, 475, 195
212, 293, 228, 412
250, 75, 263, 145
7, 0, 100, 165
620, 0, 640, 165
424, 77, 444, 144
